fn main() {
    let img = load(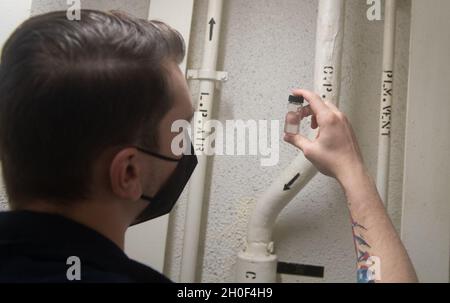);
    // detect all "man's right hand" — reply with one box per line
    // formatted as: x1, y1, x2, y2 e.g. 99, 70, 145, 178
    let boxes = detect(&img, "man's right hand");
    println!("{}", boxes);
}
284, 89, 367, 186
284, 89, 418, 283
